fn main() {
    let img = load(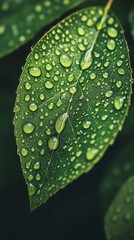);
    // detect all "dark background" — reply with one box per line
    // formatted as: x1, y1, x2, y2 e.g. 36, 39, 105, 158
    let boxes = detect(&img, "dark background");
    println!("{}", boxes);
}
0, 0, 134, 239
